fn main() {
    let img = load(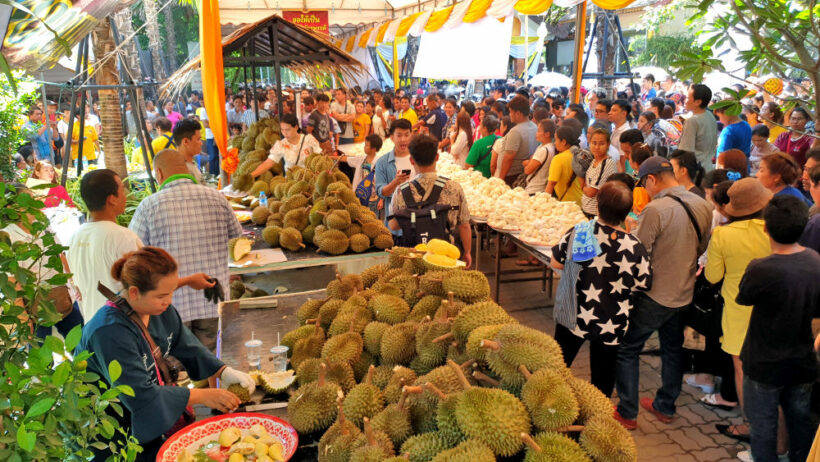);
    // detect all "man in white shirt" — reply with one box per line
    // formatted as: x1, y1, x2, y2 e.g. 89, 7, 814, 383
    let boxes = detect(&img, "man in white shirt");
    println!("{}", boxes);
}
197, 106, 219, 176
330, 88, 356, 144
66, 169, 213, 321
173, 118, 204, 183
